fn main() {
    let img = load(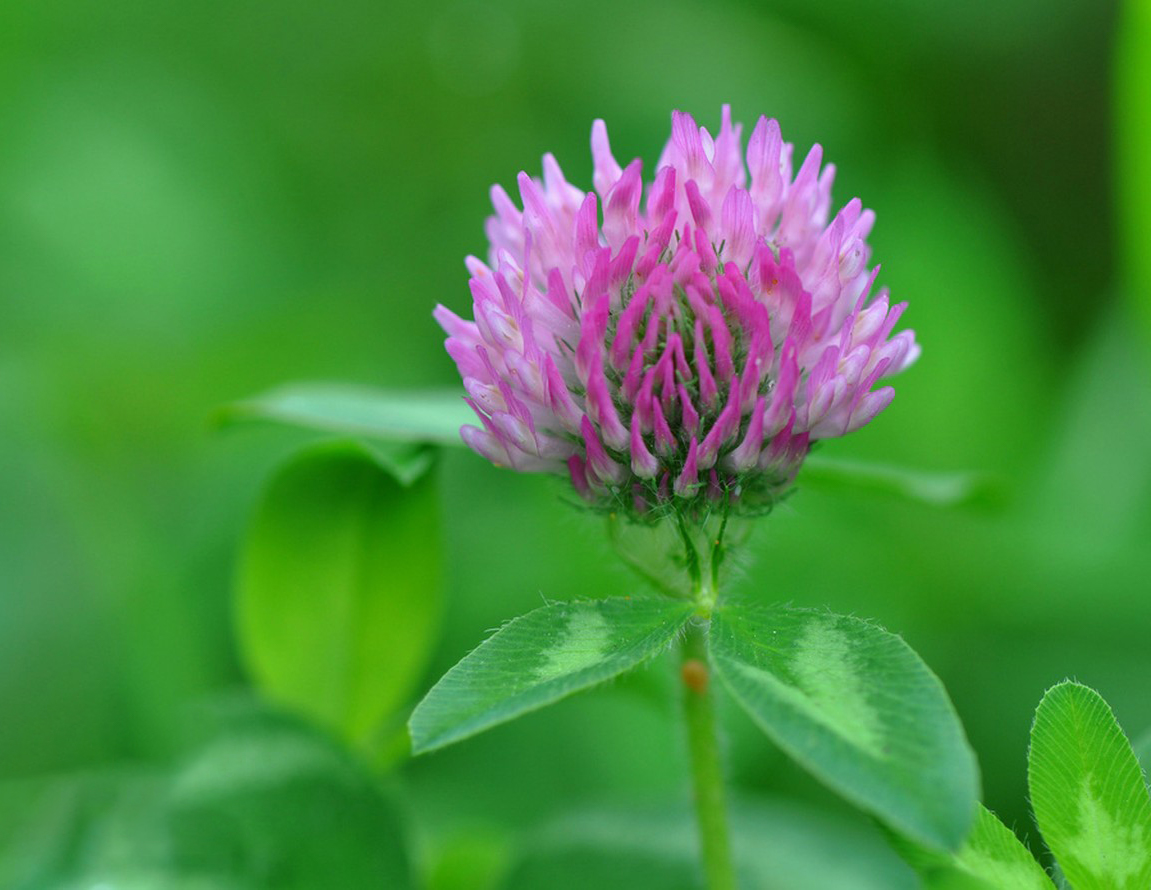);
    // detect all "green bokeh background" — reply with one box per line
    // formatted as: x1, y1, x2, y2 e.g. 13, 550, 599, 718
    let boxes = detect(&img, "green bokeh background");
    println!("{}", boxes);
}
2, 0, 1148, 878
